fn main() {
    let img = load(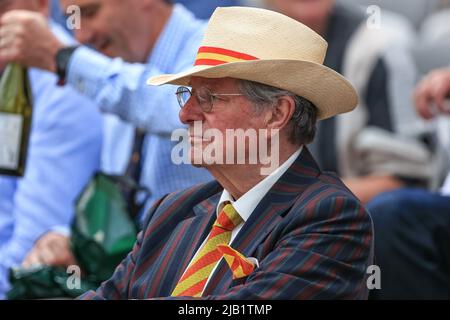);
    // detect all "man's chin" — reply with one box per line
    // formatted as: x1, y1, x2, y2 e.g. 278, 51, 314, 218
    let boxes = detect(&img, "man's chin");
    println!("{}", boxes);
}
188, 151, 215, 169
188, 152, 207, 168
